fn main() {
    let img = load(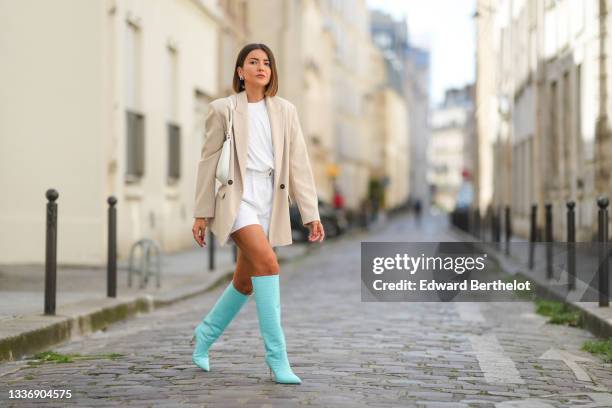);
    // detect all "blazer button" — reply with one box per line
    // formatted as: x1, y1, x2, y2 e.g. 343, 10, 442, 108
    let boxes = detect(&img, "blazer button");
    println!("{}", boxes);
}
228, 179, 233, 185
280, 183, 285, 189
